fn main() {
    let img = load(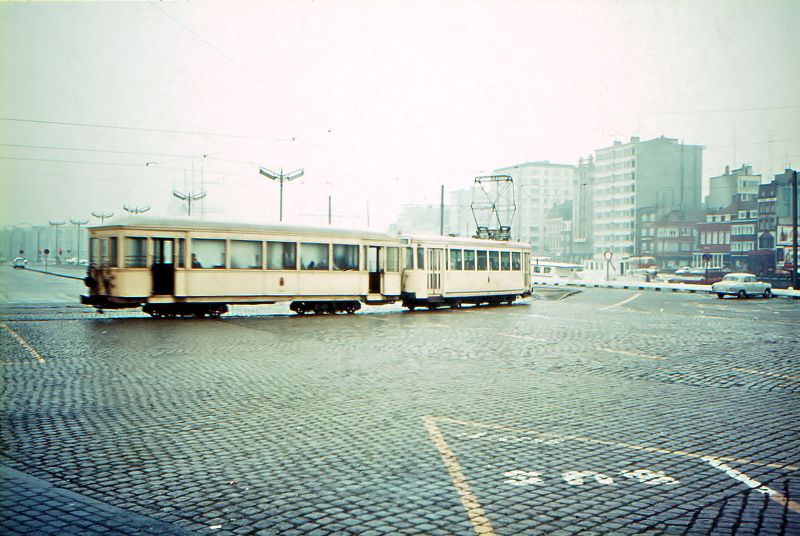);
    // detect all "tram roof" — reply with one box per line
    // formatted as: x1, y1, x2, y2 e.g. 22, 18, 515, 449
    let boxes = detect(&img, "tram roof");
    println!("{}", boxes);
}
90, 217, 531, 248
89, 217, 397, 240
